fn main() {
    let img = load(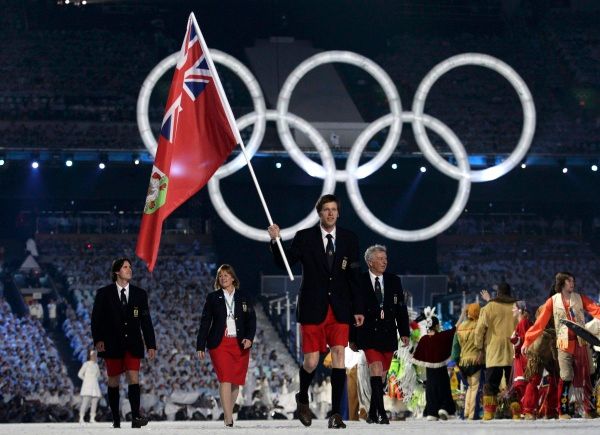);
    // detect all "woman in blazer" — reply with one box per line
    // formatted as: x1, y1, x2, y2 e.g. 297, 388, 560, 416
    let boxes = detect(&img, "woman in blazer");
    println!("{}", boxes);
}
196, 264, 256, 427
